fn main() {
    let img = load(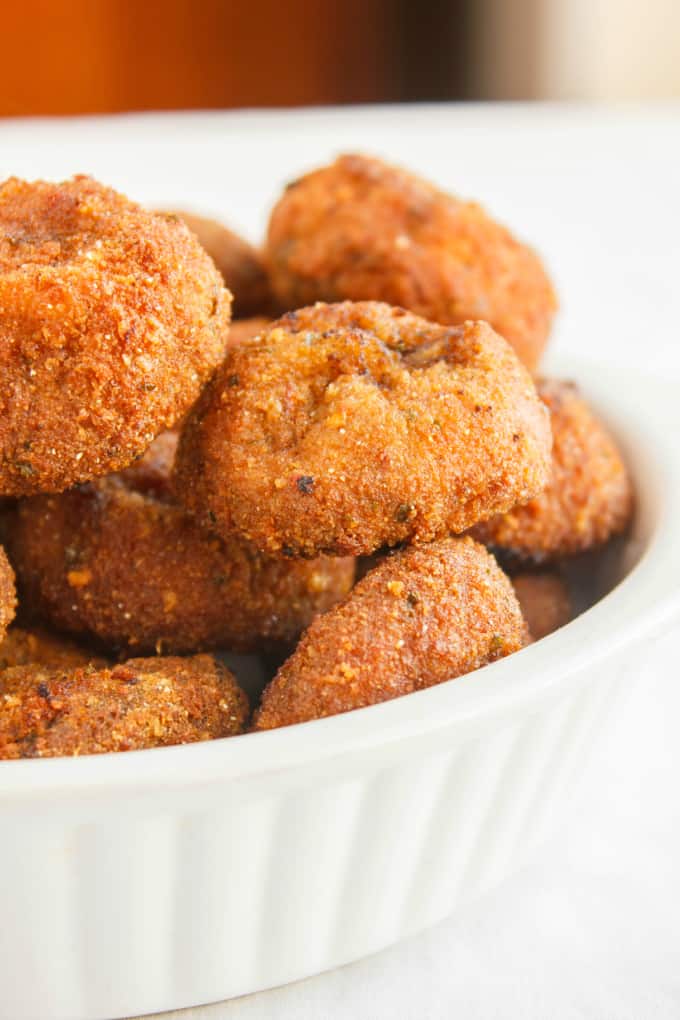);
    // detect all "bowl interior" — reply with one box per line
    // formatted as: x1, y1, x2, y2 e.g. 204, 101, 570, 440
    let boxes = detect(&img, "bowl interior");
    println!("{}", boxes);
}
0, 357, 678, 797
